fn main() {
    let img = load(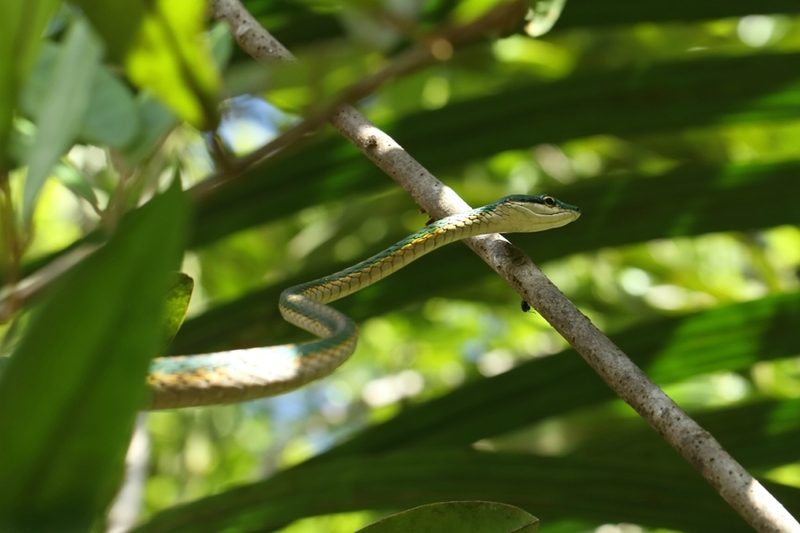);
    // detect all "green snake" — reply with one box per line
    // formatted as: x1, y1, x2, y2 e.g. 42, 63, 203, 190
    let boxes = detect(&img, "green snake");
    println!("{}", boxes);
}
147, 194, 580, 409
